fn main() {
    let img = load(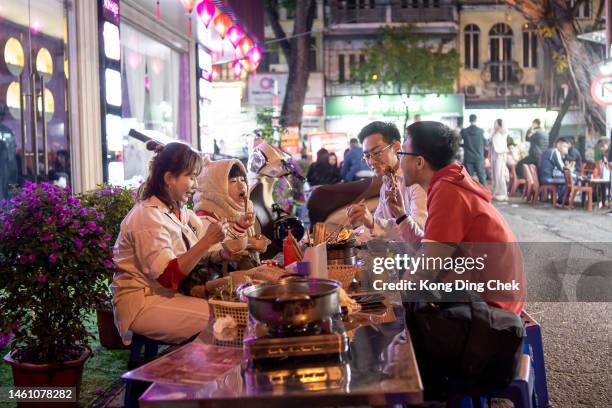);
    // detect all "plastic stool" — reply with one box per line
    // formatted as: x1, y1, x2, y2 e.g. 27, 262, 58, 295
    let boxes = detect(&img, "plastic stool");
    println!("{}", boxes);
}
124, 334, 172, 408
521, 311, 550, 408
448, 354, 536, 408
